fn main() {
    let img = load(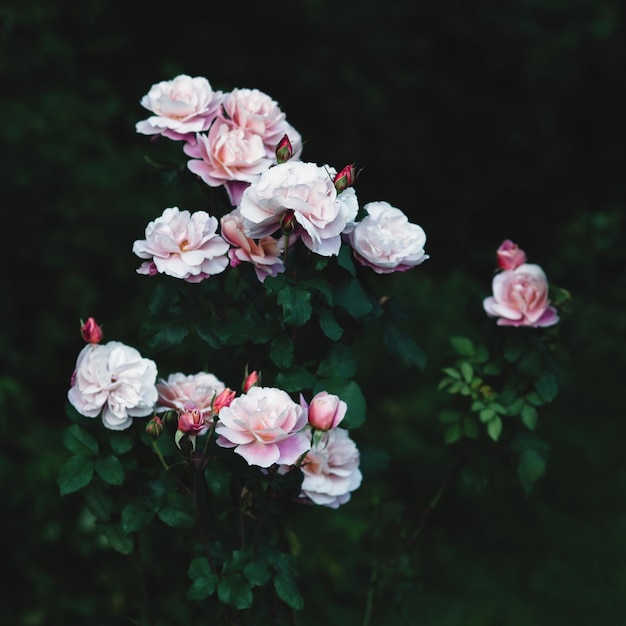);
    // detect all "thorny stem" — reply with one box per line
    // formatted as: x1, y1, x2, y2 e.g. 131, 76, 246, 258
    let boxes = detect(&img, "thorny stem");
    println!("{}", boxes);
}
361, 447, 471, 626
